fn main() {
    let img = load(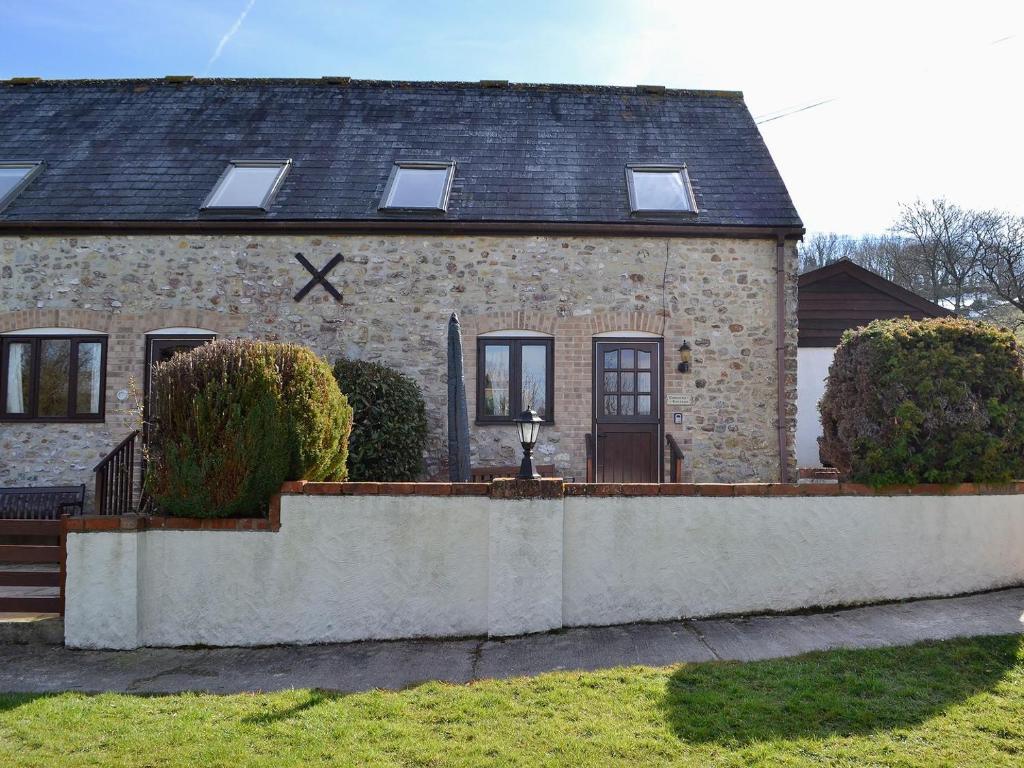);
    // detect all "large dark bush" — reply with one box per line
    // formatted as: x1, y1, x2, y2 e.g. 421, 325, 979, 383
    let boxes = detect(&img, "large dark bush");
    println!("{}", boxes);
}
819, 317, 1024, 485
147, 340, 352, 517
333, 357, 428, 481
